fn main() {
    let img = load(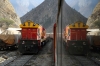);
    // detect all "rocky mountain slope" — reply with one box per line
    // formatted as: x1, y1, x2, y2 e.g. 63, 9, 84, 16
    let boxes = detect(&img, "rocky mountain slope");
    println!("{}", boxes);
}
21, 0, 87, 32
0, 0, 21, 28
87, 2, 100, 29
